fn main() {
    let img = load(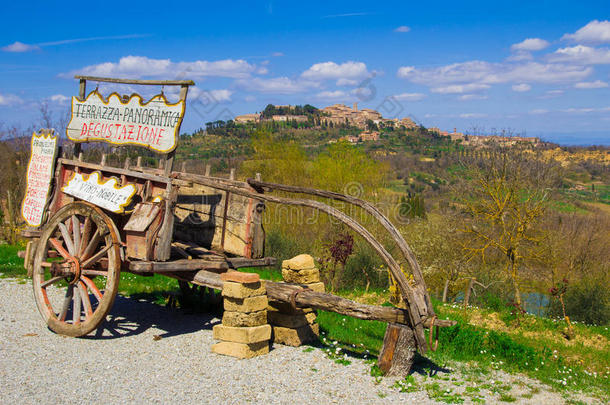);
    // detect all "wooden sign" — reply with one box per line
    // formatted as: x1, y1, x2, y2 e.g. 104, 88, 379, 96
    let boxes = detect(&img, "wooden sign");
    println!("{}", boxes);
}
66, 90, 185, 153
21, 130, 59, 227
62, 171, 136, 213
